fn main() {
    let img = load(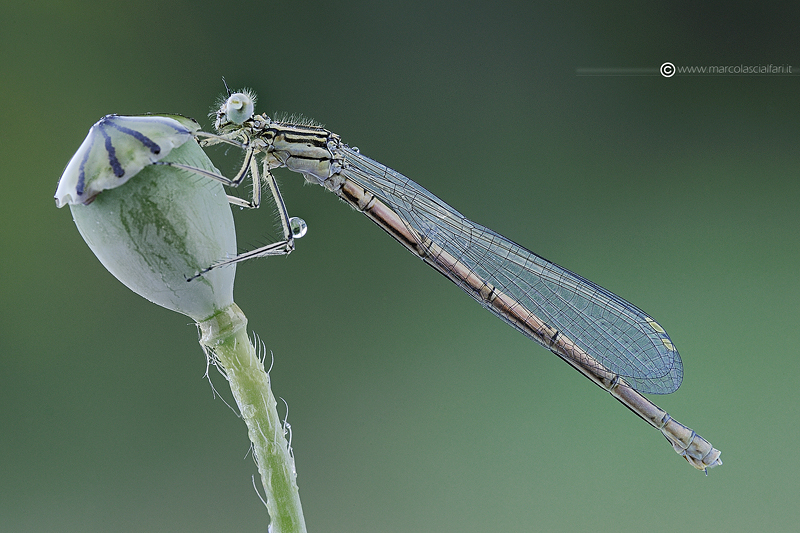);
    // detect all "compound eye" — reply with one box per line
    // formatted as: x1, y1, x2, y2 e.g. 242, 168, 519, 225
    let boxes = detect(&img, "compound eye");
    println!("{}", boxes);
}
223, 90, 256, 125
